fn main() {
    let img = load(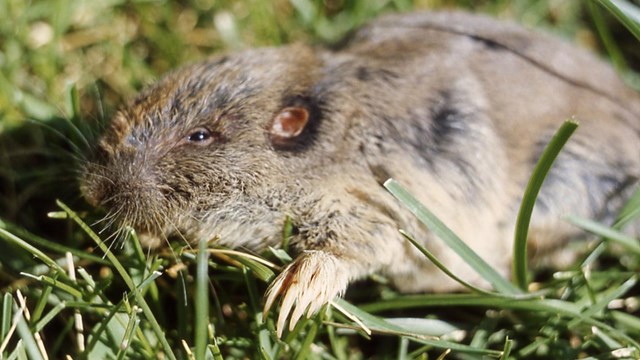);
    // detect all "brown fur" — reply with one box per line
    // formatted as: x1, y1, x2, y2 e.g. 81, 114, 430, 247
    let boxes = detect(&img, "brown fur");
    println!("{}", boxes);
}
81, 12, 640, 336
